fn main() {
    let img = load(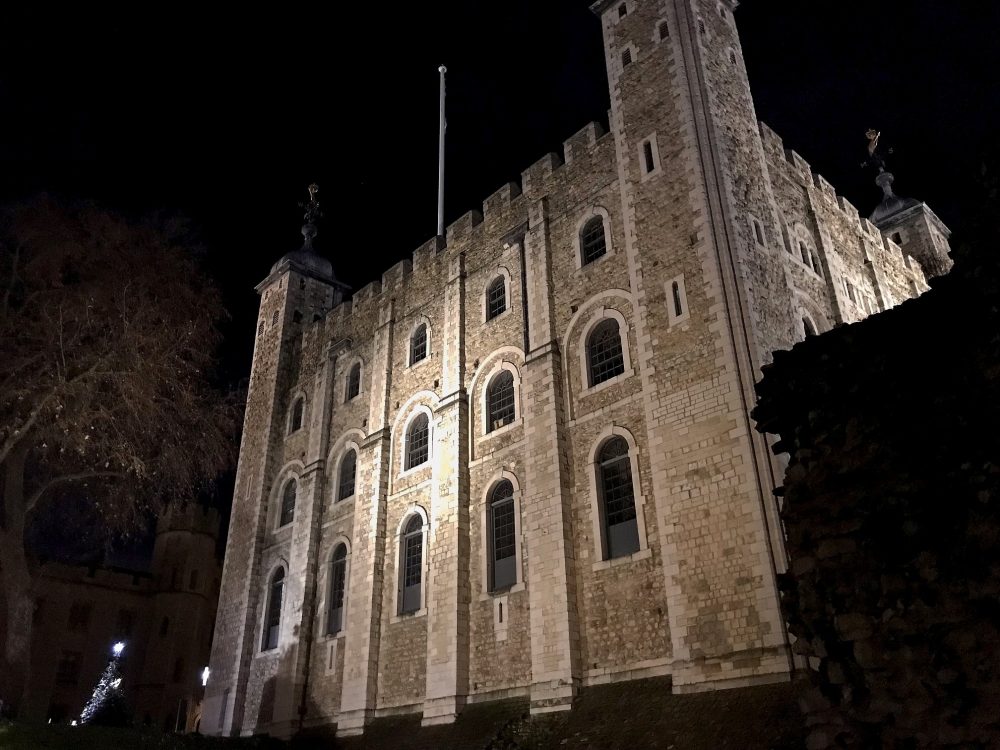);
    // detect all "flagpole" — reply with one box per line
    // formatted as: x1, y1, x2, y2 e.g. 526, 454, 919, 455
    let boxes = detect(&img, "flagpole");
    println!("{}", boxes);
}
437, 64, 447, 239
